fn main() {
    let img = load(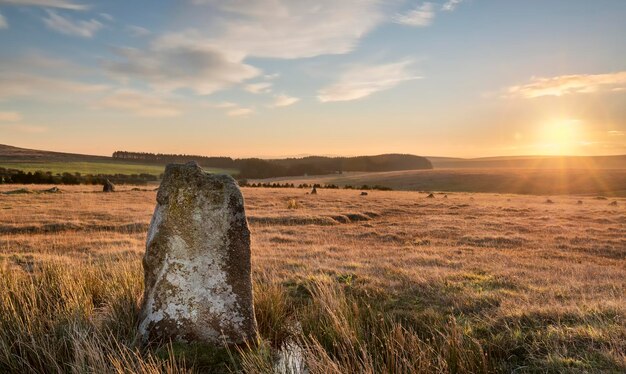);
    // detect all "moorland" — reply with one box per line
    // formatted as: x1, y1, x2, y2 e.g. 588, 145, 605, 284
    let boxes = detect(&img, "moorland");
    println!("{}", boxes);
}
0, 185, 624, 373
